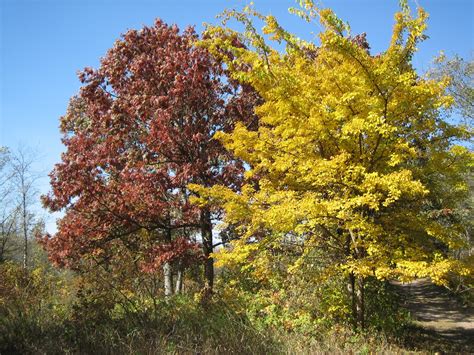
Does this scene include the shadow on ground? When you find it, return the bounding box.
[393,278,474,353]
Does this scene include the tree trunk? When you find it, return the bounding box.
[348,273,365,329]
[200,208,214,292]
[163,263,173,297]
[348,272,356,326]
[22,192,28,270]
[345,233,357,327]
[355,276,365,328]
[347,227,366,329]
[163,227,173,297]
[175,263,184,294]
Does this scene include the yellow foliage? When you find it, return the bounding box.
[195,2,473,285]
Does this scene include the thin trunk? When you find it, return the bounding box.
[163,227,173,297]
[200,208,214,292]
[22,189,27,270]
[346,230,365,329]
[348,272,356,326]
[163,263,173,297]
[0,225,6,262]
[345,233,357,327]
[355,276,365,329]
[175,263,184,294]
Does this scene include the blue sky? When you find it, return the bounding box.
[1,0,473,232]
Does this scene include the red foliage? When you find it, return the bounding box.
[140,237,203,273]
[40,19,258,270]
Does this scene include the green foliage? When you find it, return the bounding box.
[215,247,411,336]
[364,279,411,334]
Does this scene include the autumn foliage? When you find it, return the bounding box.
[26,3,472,349]
[40,20,258,288]
[192,2,473,327]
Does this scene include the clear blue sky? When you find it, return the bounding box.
[1,0,473,232]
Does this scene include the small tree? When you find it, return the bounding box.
[0,147,16,262]
[9,147,40,269]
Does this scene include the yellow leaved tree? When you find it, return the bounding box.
[191,1,472,328]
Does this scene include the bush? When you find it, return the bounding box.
[0,262,75,353]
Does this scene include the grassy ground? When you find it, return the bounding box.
[2,261,472,354]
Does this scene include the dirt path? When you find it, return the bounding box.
[393,278,474,353]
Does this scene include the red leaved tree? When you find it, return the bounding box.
[40,20,258,295]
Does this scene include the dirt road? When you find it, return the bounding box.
[393,278,474,353]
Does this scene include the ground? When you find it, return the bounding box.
[393,278,474,353]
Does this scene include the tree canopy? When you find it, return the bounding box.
[191,2,473,326]
[41,20,258,292]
